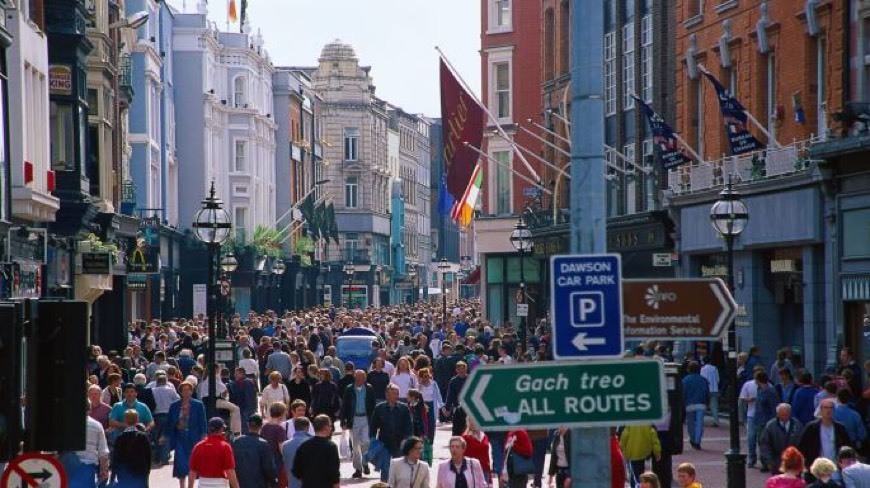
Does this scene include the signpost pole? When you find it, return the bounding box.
[570,0,609,485]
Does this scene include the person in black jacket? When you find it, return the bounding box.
[231,414,278,488]
[548,428,571,488]
[797,398,851,480]
[111,410,152,488]
[228,367,258,434]
[367,358,391,401]
[443,361,469,435]
[311,369,340,422]
[336,362,356,395]
[370,384,413,482]
[341,370,376,478]
[291,415,340,488]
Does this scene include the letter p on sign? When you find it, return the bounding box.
[570,291,604,328]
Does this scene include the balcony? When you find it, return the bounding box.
[118,53,134,108]
[120,180,136,215]
[666,137,818,195]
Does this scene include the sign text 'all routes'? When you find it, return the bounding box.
[459,360,666,431]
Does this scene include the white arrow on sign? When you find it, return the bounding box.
[709,281,735,336]
[471,374,494,422]
[572,333,606,351]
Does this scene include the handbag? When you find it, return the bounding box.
[508,448,535,476]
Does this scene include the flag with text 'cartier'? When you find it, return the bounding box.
[440,58,485,202]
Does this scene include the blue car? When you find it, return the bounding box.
[335,327,383,370]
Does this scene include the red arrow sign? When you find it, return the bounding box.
[622,278,737,340]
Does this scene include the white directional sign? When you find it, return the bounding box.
[550,254,624,359]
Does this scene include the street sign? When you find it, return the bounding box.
[550,254,623,359]
[517,303,529,317]
[460,360,666,431]
[0,452,68,488]
[652,253,673,267]
[622,278,737,340]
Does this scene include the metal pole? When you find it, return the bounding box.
[206,245,217,418]
[442,270,448,329]
[725,233,745,488]
[570,0,610,486]
[519,249,526,353]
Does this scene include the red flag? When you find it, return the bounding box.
[440,59,485,202]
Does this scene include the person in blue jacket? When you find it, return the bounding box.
[164,381,207,488]
[682,361,710,450]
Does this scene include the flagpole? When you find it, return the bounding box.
[490,130,572,179]
[671,133,705,163]
[436,46,542,182]
[463,143,553,195]
[527,119,570,145]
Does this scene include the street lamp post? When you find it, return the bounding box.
[438,258,451,329]
[272,261,286,313]
[192,181,231,418]
[710,177,749,488]
[343,263,354,309]
[509,217,532,351]
[219,252,238,337]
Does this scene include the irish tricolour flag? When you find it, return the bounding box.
[450,164,482,228]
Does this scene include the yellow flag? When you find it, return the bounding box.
[228,0,238,22]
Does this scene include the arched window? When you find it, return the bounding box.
[544,8,555,81]
[233,76,246,108]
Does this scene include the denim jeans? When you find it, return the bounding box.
[746,416,758,464]
[686,408,705,446]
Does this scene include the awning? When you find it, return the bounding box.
[843,274,870,301]
[462,266,480,284]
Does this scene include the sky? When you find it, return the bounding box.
[166,0,482,117]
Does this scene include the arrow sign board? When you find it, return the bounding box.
[1,452,68,488]
[622,278,737,340]
[460,360,666,430]
[550,254,623,359]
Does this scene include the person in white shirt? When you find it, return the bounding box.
[63,406,110,486]
[197,365,242,436]
[392,358,418,401]
[238,348,260,392]
[700,357,720,427]
[739,370,760,467]
[497,345,514,365]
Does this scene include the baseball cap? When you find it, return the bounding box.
[208,417,226,433]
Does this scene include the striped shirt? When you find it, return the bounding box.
[75,416,109,465]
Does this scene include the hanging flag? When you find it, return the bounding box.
[437,174,456,216]
[450,164,483,228]
[633,95,693,170]
[440,58,485,203]
[240,0,248,31]
[700,70,764,155]
[228,0,238,22]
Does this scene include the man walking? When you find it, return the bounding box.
[341,370,375,478]
[291,415,341,488]
[228,367,258,434]
[282,417,313,488]
[699,357,720,427]
[62,402,110,488]
[682,361,710,449]
[838,446,870,487]
[798,399,851,474]
[759,403,803,474]
[370,384,413,482]
[232,414,277,488]
[443,361,469,435]
[150,371,179,466]
[111,410,152,488]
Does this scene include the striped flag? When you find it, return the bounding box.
[450,164,482,228]
[228,0,238,22]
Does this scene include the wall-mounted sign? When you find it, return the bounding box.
[127,273,148,290]
[770,259,799,273]
[128,216,160,273]
[81,252,112,275]
[49,65,73,95]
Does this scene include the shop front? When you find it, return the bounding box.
[606,211,675,278]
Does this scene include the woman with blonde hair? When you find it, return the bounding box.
[260,371,290,416]
[393,357,418,401]
[639,472,661,488]
[807,457,841,488]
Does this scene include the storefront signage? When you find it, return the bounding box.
[127,273,147,290]
[48,65,73,95]
[700,264,728,278]
[81,252,112,275]
[532,237,569,257]
[770,259,799,273]
[607,224,667,252]
[128,216,160,273]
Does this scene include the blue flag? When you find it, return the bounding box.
[633,95,693,170]
[438,173,455,216]
[701,70,764,155]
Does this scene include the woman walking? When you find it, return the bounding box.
[310,368,340,422]
[462,419,492,483]
[502,428,533,488]
[436,436,488,488]
[388,436,431,488]
[260,371,290,416]
[765,447,807,488]
[164,381,206,488]
[619,424,661,483]
[417,367,443,445]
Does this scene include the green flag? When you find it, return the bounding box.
[327,202,340,245]
[298,193,315,224]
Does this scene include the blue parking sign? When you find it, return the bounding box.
[550,254,623,359]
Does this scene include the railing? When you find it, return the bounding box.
[525,208,570,230]
[118,53,133,92]
[667,137,818,195]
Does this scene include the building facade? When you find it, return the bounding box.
[311,40,392,309]
[669,0,846,372]
[173,5,276,316]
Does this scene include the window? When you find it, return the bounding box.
[494,63,511,120]
[623,143,636,215]
[234,140,246,172]
[816,38,826,136]
[345,176,358,208]
[233,76,246,108]
[640,14,653,103]
[622,22,635,110]
[604,31,617,115]
[688,0,703,17]
[345,232,359,259]
[495,0,511,28]
[344,127,359,162]
[560,1,570,75]
[544,9,555,81]
[234,207,247,243]
[492,151,511,214]
[642,138,656,211]
[50,102,75,171]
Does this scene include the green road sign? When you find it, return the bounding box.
[459,359,666,430]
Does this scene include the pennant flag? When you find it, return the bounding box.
[437,173,455,216]
[440,58,485,203]
[700,70,764,155]
[327,202,340,245]
[228,0,238,23]
[450,164,483,228]
[633,95,693,170]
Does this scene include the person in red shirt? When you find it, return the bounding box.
[502,429,533,488]
[188,417,240,488]
[461,419,492,480]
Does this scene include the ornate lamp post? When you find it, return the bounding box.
[438,258,451,329]
[219,252,238,337]
[272,261,286,312]
[509,216,532,350]
[710,177,749,488]
[192,181,231,418]
[343,263,354,309]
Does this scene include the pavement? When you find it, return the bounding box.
[147,416,770,487]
